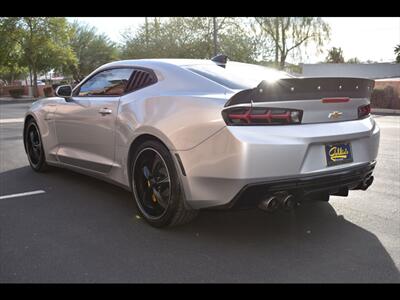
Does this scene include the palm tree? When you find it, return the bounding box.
[395,44,400,63]
[325,47,345,63]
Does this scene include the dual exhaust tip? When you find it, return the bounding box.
[360,176,374,191]
[258,192,297,212]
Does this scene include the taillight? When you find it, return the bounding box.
[358,104,371,119]
[222,106,303,126]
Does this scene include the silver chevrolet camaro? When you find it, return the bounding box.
[23,56,380,227]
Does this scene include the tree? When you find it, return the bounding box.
[120,17,263,63]
[347,57,361,64]
[325,47,345,63]
[255,17,330,69]
[0,18,28,83]
[1,17,76,97]
[395,44,400,63]
[66,21,119,82]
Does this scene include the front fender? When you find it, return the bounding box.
[24,97,61,162]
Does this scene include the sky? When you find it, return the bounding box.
[67,17,400,64]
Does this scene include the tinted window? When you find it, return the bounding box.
[186,62,292,90]
[78,68,133,96]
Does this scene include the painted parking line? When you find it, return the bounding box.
[0,118,25,124]
[0,190,46,200]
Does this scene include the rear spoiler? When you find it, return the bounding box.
[225,77,375,107]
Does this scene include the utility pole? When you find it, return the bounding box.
[213,17,218,56]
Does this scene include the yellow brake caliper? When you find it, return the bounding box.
[148,180,157,203]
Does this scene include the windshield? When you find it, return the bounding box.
[186,61,292,90]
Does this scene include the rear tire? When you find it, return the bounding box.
[131,140,198,228]
[24,119,48,172]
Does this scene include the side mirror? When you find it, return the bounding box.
[55,85,72,99]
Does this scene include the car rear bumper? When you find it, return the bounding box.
[175,117,380,209]
[214,161,376,209]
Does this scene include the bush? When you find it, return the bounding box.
[43,86,54,97]
[8,88,24,98]
[371,86,400,109]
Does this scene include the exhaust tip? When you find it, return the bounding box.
[282,194,296,211]
[361,176,374,190]
[258,196,279,212]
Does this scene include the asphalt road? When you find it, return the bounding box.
[0,102,399,283]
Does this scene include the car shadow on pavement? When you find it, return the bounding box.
[1,166,399,283]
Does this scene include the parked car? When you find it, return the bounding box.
[23,56,380,227]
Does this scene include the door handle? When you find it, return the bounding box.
[98,108,112,115]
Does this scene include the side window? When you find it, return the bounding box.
[77,68,134,96]
[126,69,157,92]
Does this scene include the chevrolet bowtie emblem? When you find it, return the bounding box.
[329,111,343,119]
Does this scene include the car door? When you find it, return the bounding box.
[54,67,134,173]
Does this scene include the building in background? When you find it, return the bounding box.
[301,63,400,79]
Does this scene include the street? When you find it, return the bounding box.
[0,102,399,283]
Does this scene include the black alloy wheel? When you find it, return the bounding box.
[25,119,48,172]
[131,140,198,228]
[133,147,171,219]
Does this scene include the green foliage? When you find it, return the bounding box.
[120,17,262,63]
[0,17,77,96]
[347,57,361,64]
[255,17,331,69]
[0,18,28,82]
[1,17,337,92]
[67,21,119,81]
[325,47,345,63]
[395,44,400,63]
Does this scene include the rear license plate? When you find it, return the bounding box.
[325,142,353,166]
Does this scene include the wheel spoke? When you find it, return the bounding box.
[28,146,36,159]
[29,131,35,145]
[155,176,169,185]
[143,165,151,180]
[142,187,154,210]
[152,188,168,209]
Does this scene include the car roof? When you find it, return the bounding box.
[103,58,216,69]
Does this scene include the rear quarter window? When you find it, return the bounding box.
[186,62,291,90]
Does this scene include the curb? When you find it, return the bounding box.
[0,98,38,105]
[371,108,400,115]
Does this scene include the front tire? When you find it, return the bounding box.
[25,119,48,172]
[131,140,197,228]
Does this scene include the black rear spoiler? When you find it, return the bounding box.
[225,77,375,107]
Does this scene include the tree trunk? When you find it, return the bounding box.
[154,17,159,39]
[280,55,286,70]
[274,18,279,68]
[213,17,218,56]
[33,68,38,98]
[280,20,286,70]
[145,17,149,47]
[29,68,32,86]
